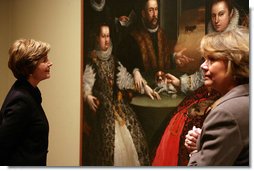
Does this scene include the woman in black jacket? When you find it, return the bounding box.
[0,38,53,166]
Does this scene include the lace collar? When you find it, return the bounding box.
[90,0,105,12]
[95,43,113,61]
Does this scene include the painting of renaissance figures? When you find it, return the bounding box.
[81,0,249,166]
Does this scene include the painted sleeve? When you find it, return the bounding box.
[82,64,96,101]
[180,69,204,94]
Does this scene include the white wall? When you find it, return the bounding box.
[0,0,13,103]
[0,0,81,166]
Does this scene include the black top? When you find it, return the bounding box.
[0,79,49,166]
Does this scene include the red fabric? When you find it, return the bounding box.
[152,111,187,166]
[152,86,220,166]
[152,98,207,166]
[152,98,210,166]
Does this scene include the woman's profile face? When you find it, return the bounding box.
[200,56,233,94]
[211,1,232,32]
[98,26,110,51]
[31,56,53,82]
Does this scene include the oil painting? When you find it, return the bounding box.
[81,0,249,166]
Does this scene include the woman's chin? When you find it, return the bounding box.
[204,81,213,87]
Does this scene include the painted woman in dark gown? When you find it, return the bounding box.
[83,23,159,166]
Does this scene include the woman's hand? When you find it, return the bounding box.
[144,85,161,100]
[184,126,201,153]
[133,69,144,92]
[86,95,99,113]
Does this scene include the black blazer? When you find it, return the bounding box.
[0,79,49,166]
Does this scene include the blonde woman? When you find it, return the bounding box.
[0,39,52,166]
[186,27,249,166]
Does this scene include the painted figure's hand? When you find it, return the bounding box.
[164,73,180,88]
[144,85,161,100]
[133,69,144,92]
[119,15,129,23]
[174,48,194,67]
[86,95,99,113]
[184,126,201,153]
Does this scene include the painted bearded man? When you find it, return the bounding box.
[117,0,191,89]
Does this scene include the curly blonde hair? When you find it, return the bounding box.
[200,27,249,84]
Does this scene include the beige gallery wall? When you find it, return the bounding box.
[0,0,82,166]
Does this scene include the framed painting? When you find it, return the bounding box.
[81,0,249,166]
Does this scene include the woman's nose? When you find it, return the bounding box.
[215,15,219,23]
[48,61,53,67]
[201,60,209,70]
[105,38,110,43]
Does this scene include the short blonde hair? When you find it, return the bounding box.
[8,38,50,79]
[200,27,249,84]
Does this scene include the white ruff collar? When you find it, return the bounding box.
[90,0,105,12]
[95,43,113,61]
[147,25,159,33]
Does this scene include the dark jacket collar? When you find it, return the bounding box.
[16,79,42,104]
